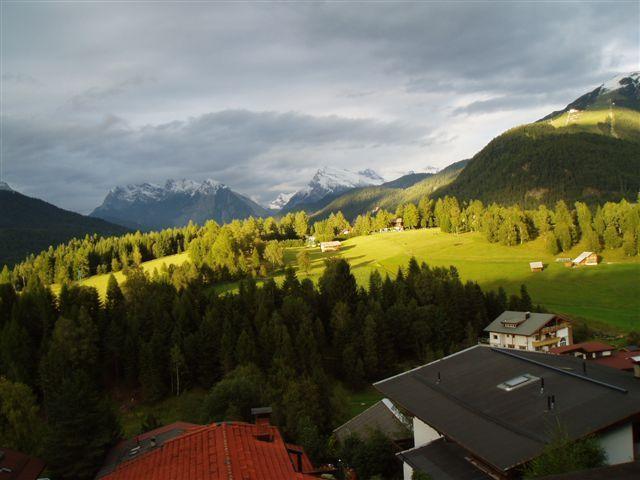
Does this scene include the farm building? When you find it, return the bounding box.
[320,241,341,252]
[572,251,599,266]
[484,311,573,352]
[550,341,615,360]
[393,217,404,231]
[529,261,543,272]
[374,345,640,480]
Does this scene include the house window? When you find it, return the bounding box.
[492,334,498,340]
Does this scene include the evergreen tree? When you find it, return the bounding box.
[296,249,312,275]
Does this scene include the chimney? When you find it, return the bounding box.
[251,407,274,442]
[525,311,531,320]
[540,377,545,395]
[150,437,157,448]
[551,395,556,410]
[437,371,441,384]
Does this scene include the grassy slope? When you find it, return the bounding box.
[51,252,190,297]
[67,229,639,331]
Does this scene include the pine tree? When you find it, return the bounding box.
[296,249,311,275]
[42,371,120,480]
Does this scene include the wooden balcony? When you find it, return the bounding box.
[532,337,561,348]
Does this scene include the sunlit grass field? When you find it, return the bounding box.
[51,252,190,297]
[64,229,639,331]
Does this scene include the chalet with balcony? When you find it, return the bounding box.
[484,311,573,352]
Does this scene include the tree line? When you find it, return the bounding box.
[348,196,640,255]
[0,256,536,479]
[4,196,637,294]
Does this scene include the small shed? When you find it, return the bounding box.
[392,217,404,231]
[320,241,341,253]
[572,251,598,266]
[529,261,544,272]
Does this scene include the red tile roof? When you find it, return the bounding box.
[592,350,640,371]
[550,341,614,355]
[99,422,317,480]
[0,448,46,480]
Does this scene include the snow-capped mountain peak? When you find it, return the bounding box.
[107,178,227,203]
[268,192,295,210]
[600,71,639,93]
[91,177,268,230]
[308,166,385,192]
[283,166,385,211]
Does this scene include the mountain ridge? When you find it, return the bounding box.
[91,178,270,231]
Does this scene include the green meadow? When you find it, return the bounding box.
[66,229,639,331]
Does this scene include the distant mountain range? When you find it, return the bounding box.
[0,184,129,267]
[90,179,270,231]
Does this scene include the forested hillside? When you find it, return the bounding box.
[436,73,640,206]
[0,189,129,267]
[436,123,640,206]
[0,255,534,479]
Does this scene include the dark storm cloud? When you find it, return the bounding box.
[1,1,637,211]
[2,110,425,211]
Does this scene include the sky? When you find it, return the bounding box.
[1,1,638,213]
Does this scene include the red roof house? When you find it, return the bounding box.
[0,448,46,480]
[96,421,319,480]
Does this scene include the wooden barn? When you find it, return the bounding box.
[529,261,544,272]
[572,251,599,266]
[320,241,341,252]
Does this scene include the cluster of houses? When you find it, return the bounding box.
[335,310,640,479]
[6,310,638,480]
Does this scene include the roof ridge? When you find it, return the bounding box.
[491,348,628,393]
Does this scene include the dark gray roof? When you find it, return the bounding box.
[398,438,492,480]
[333,399,411,443]
[483,311,557,336]
[374,345,640,473]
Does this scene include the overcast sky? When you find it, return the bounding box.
[1,1,638,213]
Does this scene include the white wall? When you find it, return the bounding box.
[403,462,414,480]
[598,422,634,465]
[413,417,441,447]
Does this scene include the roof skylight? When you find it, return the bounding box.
[497,373,539,391]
